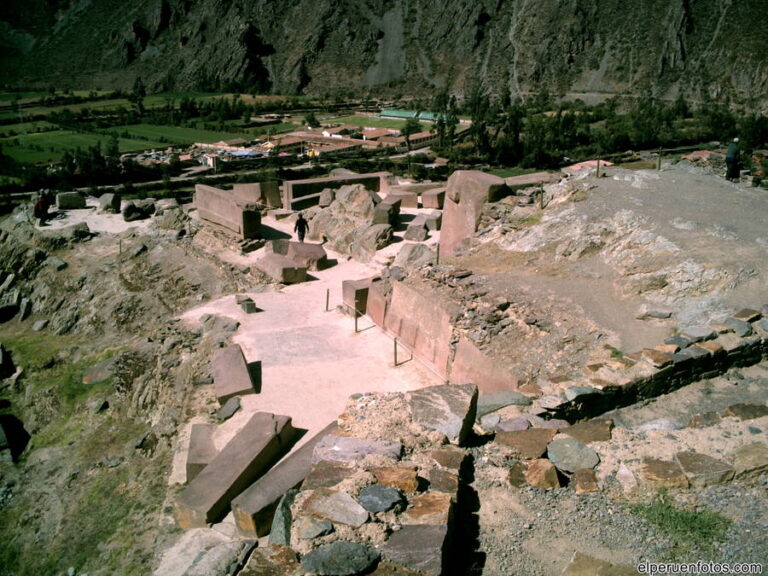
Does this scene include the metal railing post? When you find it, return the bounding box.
[325,288,330,312]
[355,309,359,333]
[436,243,440,265]
[394,338,398,366]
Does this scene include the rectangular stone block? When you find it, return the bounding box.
[213,344,259,405]
[421,188,445,209]
[174,412,296,529]
[386,190,419,208]
[266,240,329,271]
[195,184,261,239]
[366,279,388,326]
[186,423,218,482]
[231,422,338,537]
[56,192,86,210]
[253,254,308,284]
[342,277,374,315]
[423,210,442,231]
[379,525,449,576]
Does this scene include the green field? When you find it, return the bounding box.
[104,124,253,145]
[0,121,58,137]
[330,115,413,130]
[0,130,168,163]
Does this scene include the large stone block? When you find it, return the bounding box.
[98,193,121,213]
[406,384,478,445]
[440,171,508,255]
[212,344,259,405]
[195,184,261,239]
[451,337,519,393]
[423,210,442,231]
[342,277,375,316]
[640,459,689,489]
[253,254,308,284]
[373,201,399,226]
[386,190,419,208]
[266,240,329,271]
[421,188,445,209]
[231,422,338,537]
[379,524,449,576]
[186,423,218,482]
[366,279,388,326]
[174,412,297,529]
[56,191,86,209]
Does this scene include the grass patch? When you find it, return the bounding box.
[0,130,169,162]
[603,344,624,359]
[521,212,542,226]
[329,114,412,130]
[104,123,252,145]
[632,491,732,558]
[489,167,541,178]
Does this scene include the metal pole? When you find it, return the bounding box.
[325,288,330,312]
[355,310,359,333]
[394,338,398,366]
[436,243,440,265]
[596,158,601,178]
[119,239,122,254]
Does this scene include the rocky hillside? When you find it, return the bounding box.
[2,0,767,103]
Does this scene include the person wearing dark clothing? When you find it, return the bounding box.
[33,191,51,225]
[294,213,309,242]
[726,138,740,181]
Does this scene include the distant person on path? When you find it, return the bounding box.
[294,212,309,242]
[726,137,740,181]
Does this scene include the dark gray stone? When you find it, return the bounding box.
[31,319,48,332]
[723,317,753,337]
[218,396,241,421]
[358,485,403,513]
[664,335,691,349]
[476,390,532,417]
[269,488,298,546]
[680,325,716,343]
[300,541,380,576]
[296,516,333,540]
[547,437,600,473]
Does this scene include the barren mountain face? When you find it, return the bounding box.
[2,0,767,102]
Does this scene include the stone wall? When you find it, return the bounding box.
[194,184,261,239]
[233,182,281,208]
[383,282,454,378]
[531,309,768,423]
[282,173,389,211]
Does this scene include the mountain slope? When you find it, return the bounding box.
[2,0,767,103]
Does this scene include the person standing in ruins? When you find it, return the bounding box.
[294,212,309,242]
[726,137,740,181]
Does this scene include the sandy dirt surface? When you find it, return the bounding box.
[40,197,154,234]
